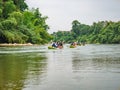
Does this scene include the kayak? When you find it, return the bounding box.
[48,46,63,49]
[69,45,76,48]
[48,46,56,49]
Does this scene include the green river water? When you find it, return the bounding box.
[0,44,120,90]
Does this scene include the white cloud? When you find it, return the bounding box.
[26,0,120,33]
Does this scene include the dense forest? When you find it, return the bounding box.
[0,0,52,44]
[53,20,120,44]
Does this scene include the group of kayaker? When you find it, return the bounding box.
[51,41,63,49]
[50,41,85,49]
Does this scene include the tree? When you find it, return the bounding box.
[53,20,120,44]
[13,0,28,11]
[71,20,81,39]
[2,0,16,18]
[0,0,52,44]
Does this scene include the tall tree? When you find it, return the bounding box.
[2,0,16,18]
[13,0,28,11]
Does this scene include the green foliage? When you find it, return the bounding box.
[1,30,28,43]
[0,0,52,44]
[32,8,49,30]
[1,19,17,30]
[23,11,34,28]
[2,30,16,43]
[0,9,2,16]
[13,0,28,11]
[2,0,16,18]
[54,20,120,44]
[9,11,23,25]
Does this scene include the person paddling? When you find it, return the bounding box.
[57,41,63,49]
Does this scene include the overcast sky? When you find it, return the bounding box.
[25,0,120,33]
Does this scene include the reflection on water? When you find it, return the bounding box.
[72,44,120,90]
[0,50,47,90]
[0,44,120,90]
[72,44,120,73]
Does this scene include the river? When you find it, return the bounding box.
[0,44,120,90]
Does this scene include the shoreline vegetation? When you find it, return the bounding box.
[0,0,119,45]
[0,43,33,47]
[0,0,52,45]
[53,20,120,44]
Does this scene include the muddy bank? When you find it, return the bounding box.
[0,43,33,47]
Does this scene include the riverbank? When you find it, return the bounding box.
[0,43,33,47]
